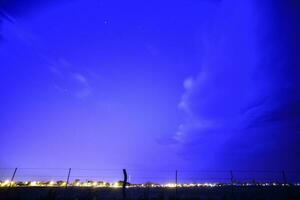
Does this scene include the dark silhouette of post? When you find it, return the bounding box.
[10,168,17,187]
[230,170,235,198]
[175,170,178,199]
[66,168,71,188]
[281,170,291,199]
[230,170,234,184]
[122,169,128,200]
[282,170,287,185]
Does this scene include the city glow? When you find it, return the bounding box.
[0,180,298,188]
[29,181,38,187]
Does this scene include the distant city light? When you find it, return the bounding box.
[0,180,298,188]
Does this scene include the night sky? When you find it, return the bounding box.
[0,0,300,178]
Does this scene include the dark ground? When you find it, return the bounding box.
[0,186,300,200]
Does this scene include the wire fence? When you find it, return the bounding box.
[0,168,299,185]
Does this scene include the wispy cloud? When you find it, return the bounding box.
[176,74,216,143]
[0,17,94,100]
[49,59,92,99]
[72,73,89,86]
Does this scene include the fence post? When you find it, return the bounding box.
[10,168,18,187]
[175,170,178,199]
[282,170,287,185]
[230,170,235,198]
[230,170,234,184]
[122,169,128,200]
[66,168,71,188]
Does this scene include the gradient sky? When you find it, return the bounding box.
[0,0,300,181]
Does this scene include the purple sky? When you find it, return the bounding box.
[0,0,300,182]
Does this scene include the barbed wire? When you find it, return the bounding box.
[0,168,299,184]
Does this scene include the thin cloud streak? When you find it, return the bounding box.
[49,60,93,99]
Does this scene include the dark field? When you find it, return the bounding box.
[1,186,300,200]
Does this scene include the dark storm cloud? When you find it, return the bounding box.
[0,0,69,40]
[0,0,64,15]
[175,0,300,170]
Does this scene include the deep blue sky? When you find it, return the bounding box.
[0,0,300,180]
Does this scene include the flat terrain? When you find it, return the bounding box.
[0,186,300,200]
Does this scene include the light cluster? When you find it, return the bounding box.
[0,180,297,188]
